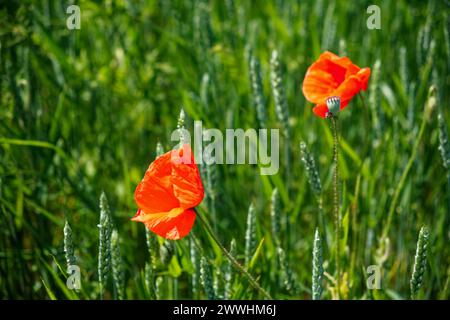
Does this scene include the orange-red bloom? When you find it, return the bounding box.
[302,51,371,118]
[132,144,204,240]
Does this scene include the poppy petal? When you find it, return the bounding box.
[356,67,371,91]
[171,144,204,209]
[333,68,371,103]
[131,207,184,222]
[134,151,179,214]
[302,69,339,104]
[318,51,360,77]
[339,99,349,111]
[135,208,196,240]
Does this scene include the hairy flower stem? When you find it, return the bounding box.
[330,115,341,299]
[195,209,272,299]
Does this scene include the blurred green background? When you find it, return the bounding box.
[0,0,449,299]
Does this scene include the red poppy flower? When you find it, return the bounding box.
[302,51,371,118]
[132,144,204,240]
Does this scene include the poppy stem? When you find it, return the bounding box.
[330,115,341,299]
[195,209,273,299]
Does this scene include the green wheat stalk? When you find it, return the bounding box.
[155,276,163,299]
[145,262,157,299]
[111,229,125,300]
[312,228,324,300]
[249,53,267,128]
[156,141,164,157]
[200,257,215,300]
[194,0,214,53]
[200,73,210,112]
[98,192,113,298]
[63,220,76,270]
[300,141,327,244]
[444,17,450,62]
[277,247,298,294]
[190,237,201,298]
[177,108,189,144]
[270,50,290,173]
[145,229,158,270]
[321,2,336,50]
[270,188,281,246]
[213,267,223,300]
[410,226,429,299]
[399,47,408,89]
[270,188,283,288]
[438,111,450,170]
[270,50,290,129]
[369,60,382,140]
[299,141,322,196]
[438,111,450,215]
[416,6,433,68]
[245,202,257,267]
[224,239,236,300]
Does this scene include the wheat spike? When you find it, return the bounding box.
[249,54,267,128]
[299,141,322,196]
[245,202,257,266]
[111,229,125,299]
[98,192,113,298]
[200,257,215,300]
[224,239,236,300]
[312,228,324,300]
[63,220,76,270]
[410,226,430,299]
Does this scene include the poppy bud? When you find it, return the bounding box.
[326,96,341,117]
